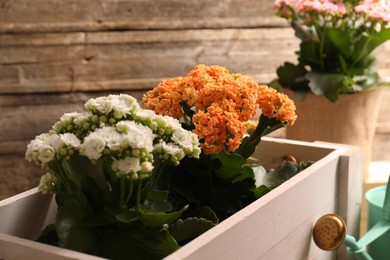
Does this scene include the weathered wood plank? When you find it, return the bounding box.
[0,0,285,33]
[0,28,293,47]
[0,33,85,47]
[0,103,85,143]
[0,28,299,93]
[1,28,389,94]
[0,154,43,200]
[0,0,285,32]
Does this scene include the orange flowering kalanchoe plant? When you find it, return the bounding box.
[143,64,297,155]
[143,64,308,222]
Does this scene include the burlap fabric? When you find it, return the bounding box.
[283,87,384,179]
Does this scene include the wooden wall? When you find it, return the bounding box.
[1,0,390,199]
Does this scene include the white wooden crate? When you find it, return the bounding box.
[0,137,362,260]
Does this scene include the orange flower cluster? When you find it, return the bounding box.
[192,106,245,154]
[257,85,297,124]
[142,64,297,154]
[142,77,185,119]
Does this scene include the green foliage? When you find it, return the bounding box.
[165,113,294,221]
[55,204,94,252]
[36,224,59,246]
[263,161,313,188]
[36,155,198,259]
[37,145,312,259]
[35,99,311,259]
[235,115,285,160]
[274,15,390,102]
[166,153,257,221]
[94,224,179,260]
[305,72,345,102]
[212,151,245,181]
[138,205,188,229]
[169,217,216,244]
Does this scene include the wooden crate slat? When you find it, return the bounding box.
[0,0,284,33]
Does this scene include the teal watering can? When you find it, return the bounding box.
[313,176,390,260]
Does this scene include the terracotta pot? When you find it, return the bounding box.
[283,87,384,179]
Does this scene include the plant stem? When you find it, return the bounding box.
[141,160,165,201]
[119,177,126,209]
[350,37,372,69]
[235,116,283,159]
[315,22,326,71]
[135,180,142,213]
[125,178,133,205]
[57,159,88,211]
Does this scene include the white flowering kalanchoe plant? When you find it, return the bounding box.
[25,94,203,259]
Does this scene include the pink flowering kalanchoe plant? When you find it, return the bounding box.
[272,0,390,102]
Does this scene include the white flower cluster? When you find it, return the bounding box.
[52,111,95,137]
[84,94,140,119]
[38,172,59,194]
[26,133,81,166]
[26,94,201,193]
[134,109,201,165]
[80,122,155,180]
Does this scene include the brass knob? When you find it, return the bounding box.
[283,155,298,164]
[313,214,347,251]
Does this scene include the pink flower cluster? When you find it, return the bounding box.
[274,0,295,18]
[274,0,390,24]
[274,0,347,18]
[355,0,390,23]
[297,0,346,17]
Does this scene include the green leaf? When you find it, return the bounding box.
[263,161,299,188]
[146,200,173,213]
[305,72,345,102]
[209,176,255,215]
[80,177,105,211]
[229,175,256,197]
[55,204,94,252]
[209,186,243,214]
[212,151,244,181]
[253,185,272,199]
[276,62,309,90]
[299,41,321,69]
[139,205,189,229]
[184,206,219,224]
[169,168,200,204]
[355,28,390,61]
[233,165,254,183]
[291,20,314,41]
[85,208,116,227]
[146,190,168,202]
[298,160,314,171]
[67,154,111,195]
[268,79,282,91]
[145,190,173,212]
[293,90,309,101]
[115,209,139,224]
[236,116,283,159]
[36,224,59,246]
[169,217,216,244]
[326,28,352,57]
[95,224,179,260]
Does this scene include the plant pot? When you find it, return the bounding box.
[0,137,362,260]
[283,87,384,180]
